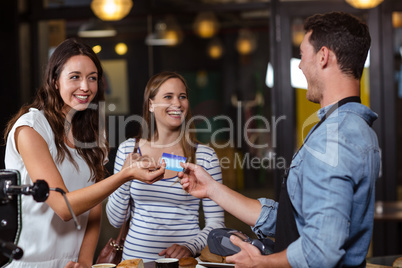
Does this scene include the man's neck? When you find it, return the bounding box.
[319,79,361,108]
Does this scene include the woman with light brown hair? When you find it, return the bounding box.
[106,71,225,262]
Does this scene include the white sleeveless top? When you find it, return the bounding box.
[4,108,93,268]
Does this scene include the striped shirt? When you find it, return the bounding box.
[106,138,225,262]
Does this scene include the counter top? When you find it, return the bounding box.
[374,201,402,221]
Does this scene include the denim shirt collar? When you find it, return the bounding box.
[317,104,331,121]
[317,102,378,126]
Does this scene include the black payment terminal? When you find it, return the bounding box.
[207,228,274,256]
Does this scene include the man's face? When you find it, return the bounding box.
[299,31,322,104]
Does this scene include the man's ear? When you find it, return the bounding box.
[319,46,330,68]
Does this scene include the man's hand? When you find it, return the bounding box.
[226,236,291,268]
[225,235,264,268]
[177,162,217,199]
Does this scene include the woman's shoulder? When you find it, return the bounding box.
[14,108,50,131]
[10,108,54,145]
[196,144,221,171]
[16,108,46,123]
[196,143,215,153]
[117,138,136,153]
[196,144,218,160]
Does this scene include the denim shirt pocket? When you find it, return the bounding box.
[287,155,303,200]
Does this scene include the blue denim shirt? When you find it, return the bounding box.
[252,102,380,268]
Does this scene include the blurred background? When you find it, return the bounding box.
[1,0,402,260]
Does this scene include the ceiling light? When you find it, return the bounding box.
[92,45,102,54]
[345,0,383,9]
[78,19,117,38]
[207,38,224,59]
[292,18,304,47]
[115,42,128,55]
[145,17,182,46]
[393,12,402,28]
[91,0,133,21]
[236,29,257,55]
[193,12,220,39]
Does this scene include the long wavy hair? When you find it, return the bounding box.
[4,38,108,182]
[139,71,197,163]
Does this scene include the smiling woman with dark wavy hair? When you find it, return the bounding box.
[3,37,165,268]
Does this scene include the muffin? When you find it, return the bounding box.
[179,257,198,268]
[393,257,402,268]
[199,246,225,263]
[116,259,144,268]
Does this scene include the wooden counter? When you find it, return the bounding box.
[374,201,402,221]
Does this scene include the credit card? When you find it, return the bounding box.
[160,153,187,172]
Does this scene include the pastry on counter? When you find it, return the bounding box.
[394,257,402,268]
[199,246,226,263]
[179,257,198,268]
[116,259,144,268]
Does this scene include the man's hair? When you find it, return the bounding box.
[304,12,371,80]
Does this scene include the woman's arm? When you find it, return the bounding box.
[78,203,102,266]
[64,203,102,268]
[15,126,164,221]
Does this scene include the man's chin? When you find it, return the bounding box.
[306,92,320,104]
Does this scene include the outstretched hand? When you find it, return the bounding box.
[177,162,216,199]
[122,152,166,184]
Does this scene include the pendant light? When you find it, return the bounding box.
[193,12,220,39]
[145,17,182,46]
[207,38,224,59]
[393,12,402,28]
[345,0,383,9]
[236,29,257,55]
[91,0,133,21]
[78,19,117,38]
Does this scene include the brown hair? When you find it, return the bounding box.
[304,12,371,80]
[139,71,197,163]
[4,37,108,182]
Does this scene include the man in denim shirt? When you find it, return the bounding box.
[179,12,380,268]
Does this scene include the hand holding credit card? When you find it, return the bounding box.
[160,153,187,172]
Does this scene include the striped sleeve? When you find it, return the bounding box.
[182,145,225,255]
[106,138,136,228]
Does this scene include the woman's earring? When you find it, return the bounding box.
[149,107,154,113]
